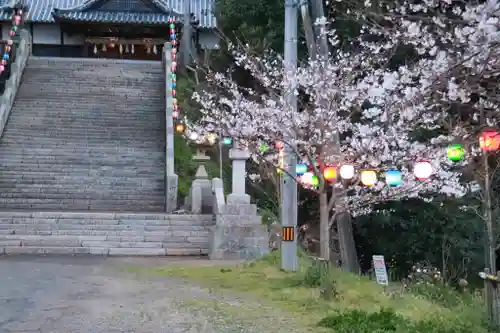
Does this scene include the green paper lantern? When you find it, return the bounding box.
[222,137,232,145]
[447,143,465,161]
[258,142,269,153]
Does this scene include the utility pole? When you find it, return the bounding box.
[281,0,299,272]
[182,0,192,67]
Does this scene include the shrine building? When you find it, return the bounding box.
[0,0,218,60]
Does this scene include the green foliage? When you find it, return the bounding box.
[354,198,485,285]
[318,308,487,333]
[173,134,224,197]
[318,308,402,332]
[409,282,473,308]
[215,0,285,53]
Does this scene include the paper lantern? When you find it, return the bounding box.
[302,172,318,187]
[0,65,4,72]
[207,133,217,145]
[385,170,402,186]
[188,132,199,140]
[339,164,355,180]
[296,164,307,176]
[7,40,13,46]
[479,130,499,152]
[258,142,269,153]
[360,170,377,186]
[413,161,432,180]
[172,111,179,118]
[222,137,233,145]
[275,141,284,150]
[175,123,185,133]
[3,54,9,60]
[447,144,465,161]
[9,30,15,37]
[323,166,337,182]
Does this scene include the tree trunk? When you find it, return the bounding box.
[336,210,360,273]
[319,191,330,261]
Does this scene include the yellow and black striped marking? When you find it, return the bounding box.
[282,226,295,241]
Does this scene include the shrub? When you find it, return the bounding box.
[318,309,487,333]
[318,308,404,333]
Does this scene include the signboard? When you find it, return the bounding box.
[372,255,389,285]
[282,227,295,241]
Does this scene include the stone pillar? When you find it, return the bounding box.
[190,147,213,214]
[164,42,178,213]
[226,146,251,204]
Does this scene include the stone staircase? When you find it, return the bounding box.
[0,57,166,212]
[0,56,217,256]
[0,211,212,255]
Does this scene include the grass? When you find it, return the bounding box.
[125,252,491,332]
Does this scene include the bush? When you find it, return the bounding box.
[318,308,404,332]
[301,259,339,300]
[318,308,486,333]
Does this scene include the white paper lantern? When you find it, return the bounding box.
[413,161,433,180]
[339,164,355,180]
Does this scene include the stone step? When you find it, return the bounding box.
[0,223,210,231]
[1,246,207,256]
[0,211,213,222]
[0,200,165,212]
[0,169,164,178]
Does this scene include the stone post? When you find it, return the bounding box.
[164,42,178,213]
[226,145,251,204]
[190,147,213,214]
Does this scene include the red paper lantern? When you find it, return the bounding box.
[275,141,284,150]
[479,130,500,152]
[323,166,337,182]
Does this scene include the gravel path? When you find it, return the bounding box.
[0,256,295,333]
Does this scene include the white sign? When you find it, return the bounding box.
[372,255,389,285]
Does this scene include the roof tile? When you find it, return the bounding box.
[0,0,215,27]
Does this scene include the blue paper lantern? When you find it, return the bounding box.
[296,164,307,175]
[386,170,402,186]
[170,34,176,39]
[3,54,8,61]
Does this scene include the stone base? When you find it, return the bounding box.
[209,224,269,260]
[166,174,178,213]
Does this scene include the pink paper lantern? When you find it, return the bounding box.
[7,40,13,46]
[0,65,5,72]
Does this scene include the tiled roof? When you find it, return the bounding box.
[54,10,179,24]
[0,0,216,28]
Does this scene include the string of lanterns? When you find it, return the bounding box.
[167,18,184,134]
[0,6,23,74]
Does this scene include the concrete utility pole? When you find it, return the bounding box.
[281,0,299,272]
[182,0,192,67]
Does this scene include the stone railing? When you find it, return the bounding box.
[162,42,178,213]
[211,177,225,215]
[0,29,30,138]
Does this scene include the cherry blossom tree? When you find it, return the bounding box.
[188,0,500,268]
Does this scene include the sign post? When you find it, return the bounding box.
[372,255,389,286]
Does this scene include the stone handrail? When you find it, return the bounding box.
[211,177,225,215]
[0,29,30,138]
